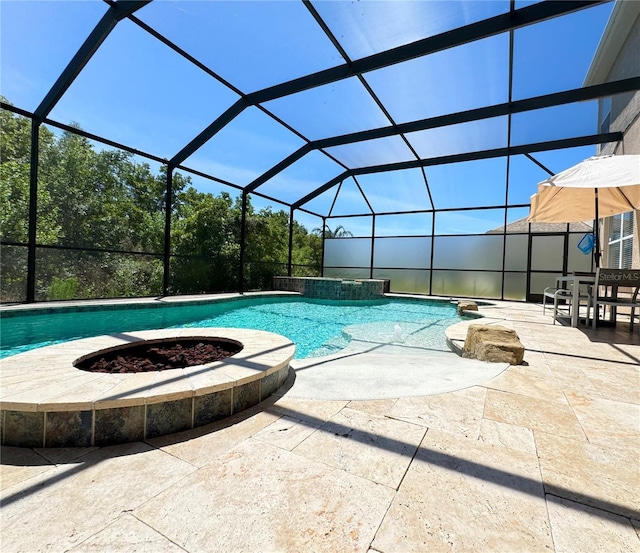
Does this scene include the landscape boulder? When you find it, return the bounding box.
[462,324,524,365]
[457,301,478,315]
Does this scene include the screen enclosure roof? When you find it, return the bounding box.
[2,0,639,221]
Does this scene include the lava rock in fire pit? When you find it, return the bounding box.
[76,338,243,373]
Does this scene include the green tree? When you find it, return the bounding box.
[312,224,353,238]
[171,189,240,293]
[243,205,290,289]
[0,104,59,244]
[31,126,168,299]
[1,104,59,302]
[1,101,325,301]
[292,220,322,276]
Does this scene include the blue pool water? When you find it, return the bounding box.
[0,296,462,359]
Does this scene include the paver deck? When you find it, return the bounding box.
[1,299,639,552]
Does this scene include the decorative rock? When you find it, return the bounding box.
[462,324,525,365]
[457,301,478,315]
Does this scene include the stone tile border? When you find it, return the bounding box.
[1,328,294,448]
[0,291,298,318]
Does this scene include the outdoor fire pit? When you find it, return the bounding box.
[0,328,295,448]
[75,337,244,373]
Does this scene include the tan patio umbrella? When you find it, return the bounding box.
[528,154,640,266]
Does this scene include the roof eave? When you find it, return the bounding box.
[583,0,640,86]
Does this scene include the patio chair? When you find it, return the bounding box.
[589,268,640,331]
[543,279,592,325]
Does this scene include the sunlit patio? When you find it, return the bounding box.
[1,300,638,552]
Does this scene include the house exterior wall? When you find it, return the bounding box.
[595,6,640,269]
[598,8,640,157]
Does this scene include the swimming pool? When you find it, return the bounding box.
[0,296,463,360]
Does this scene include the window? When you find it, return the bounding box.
[607,212,634,268]
[599,96,612,134]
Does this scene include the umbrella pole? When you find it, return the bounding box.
[594,188,601,268]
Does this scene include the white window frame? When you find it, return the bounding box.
[607,212,634,269]
[599,96,612,134]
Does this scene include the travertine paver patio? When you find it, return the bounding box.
[1,300,639,552]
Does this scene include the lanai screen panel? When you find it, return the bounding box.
[511,102,599,147]
[0,108,33,303]
[324,221,373,280]
[374,214,434,237]
[330,179,372,218]
[49,18,239,159]
[356,170,433,214]
[0,1,106,111]
[505,207,531,227]
[407,117,509,161]
[533,147,602,176]
[363,34,510,123]
[512,4,616,99]
[0,0,628,302]
[325,238,372,268]
[325,136,416,169]
[374,237,431,269]
[136,0,341,92]
[325,216,374,239]
[507,155,556,206]
[0,245,27,303]
[425,159,509,211]
[303,188,340,218]
[313,0,509,59]
[433,235,504,271]
[257,151,345,205]
[0,110,32,245]
[505,235,529,272]
[263,77,392,141]
[182,107,305,187]
[503,274,528,301]
[568,235,596,273]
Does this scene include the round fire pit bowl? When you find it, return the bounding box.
[0,328,295,448]
[75,337,244,373]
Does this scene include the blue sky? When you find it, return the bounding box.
[0,0,615,236]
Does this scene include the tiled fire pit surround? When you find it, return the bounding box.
[0,328,294,448]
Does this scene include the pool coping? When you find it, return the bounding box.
[0,328,295,447]
[0,290,466,318]
[0,291,301,318]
